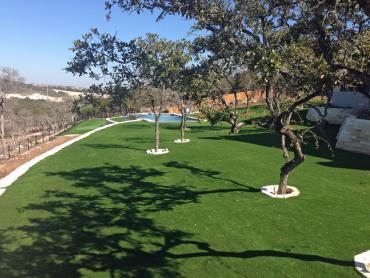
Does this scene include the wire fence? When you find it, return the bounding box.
[0,121,76,161]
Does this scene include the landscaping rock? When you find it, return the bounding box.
[260,185,300,199]
[354,250,370,277]
[146,148,169,155]
[174,139,190,143]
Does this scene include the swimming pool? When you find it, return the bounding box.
[125,113,197,122]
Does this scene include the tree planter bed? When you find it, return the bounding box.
[174,139,190,143]
[146,148,169,155]
[261,185,300,199]
[355,250,370,277]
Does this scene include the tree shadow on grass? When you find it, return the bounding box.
[118,137,174,145]
[161,240,353,267]
[200,128,370,171]
[164,161,259,193]
[0,164,354,277]
[122,122,152,129]
[0,165,196,278]
[84,143,144,152]
[165,124,228,133]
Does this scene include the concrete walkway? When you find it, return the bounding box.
[0,118,141,197]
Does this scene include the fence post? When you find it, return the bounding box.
[42,133,45,143]
[35,135,38,146]
[27,138,30,150]
[18,142,21,155]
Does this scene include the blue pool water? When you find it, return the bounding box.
[126,113,196,122]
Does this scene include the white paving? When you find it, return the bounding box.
[355,250,370,277]
[146,148,169,155]
[261,185,300,199]
[0,118,142,197]
[174,139,190,143]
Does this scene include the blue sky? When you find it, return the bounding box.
[0,0,194,87]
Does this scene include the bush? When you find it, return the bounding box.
[199,102,230,126]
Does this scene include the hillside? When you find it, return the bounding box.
[7,97,74,133]
[7,83,85,102]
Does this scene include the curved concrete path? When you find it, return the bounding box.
[0,118,141,197]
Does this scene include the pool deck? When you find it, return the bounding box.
[123,113,199,122]
[169,113,199,121]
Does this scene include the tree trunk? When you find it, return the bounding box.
[154,113,160,152]
[230,92,239,134]
[229,110,238,134]
[0,104,7,159]
[245,94,252,114]
[277,126,305,194]
[265,85,278,117]
[233,91,238,116]
[180,101,185,142]
[230,118,237,134]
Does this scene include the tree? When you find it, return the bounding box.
[134,34,192,150]
[174,71,192,142]
[108,86,136,115]
[105,0,369,195]
[293,1,370,97]
[207,60,248,134]
[0,67,24,157]
[136,87,175,151]
[268,41,333,194]
[270,0,370,194]
[236,71,261,114]
[106,0,295,116]
[228,71,262,134]
[66,31,192,153]
[72,83,138,120]
[71,99,82,122]
[183,61,242,132]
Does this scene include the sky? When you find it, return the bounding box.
[0,0,194,87]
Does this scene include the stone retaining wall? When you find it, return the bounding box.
[336,116,370,155]
[306,106,354,124]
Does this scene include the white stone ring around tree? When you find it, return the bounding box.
[174,139,190,143]
[146,148,169,155]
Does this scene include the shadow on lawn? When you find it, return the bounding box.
[119,137,174,145]
[162,124,227,133]
[84,143,144,152]
[164,161,259,193]
[200,128,370,171]
[84,141,172,151]
[0,164,353,277]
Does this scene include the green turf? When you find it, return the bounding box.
[110,116,125,122]
[238,104,269,121]
[0,121,368,277]
[61,118,108,135]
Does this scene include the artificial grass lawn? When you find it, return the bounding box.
[238,104,269,121]
[0,121,369,277]
[110,116,125,122]
[61,118,107,135]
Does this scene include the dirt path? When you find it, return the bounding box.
[0,135,78,179]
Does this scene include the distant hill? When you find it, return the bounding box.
[7,83,85,102]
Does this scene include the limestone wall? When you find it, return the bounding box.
[306,106,353,125]
[332,90,370,109]
[336,116,370,155]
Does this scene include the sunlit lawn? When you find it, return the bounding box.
[0,121,368,277]
[61,118,107,135]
